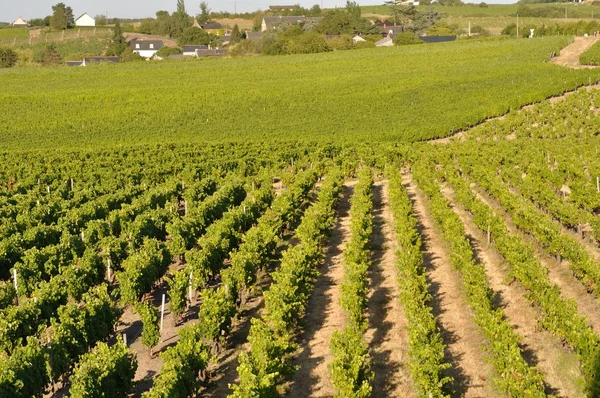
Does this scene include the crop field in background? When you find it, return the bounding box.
[0,36,597,151]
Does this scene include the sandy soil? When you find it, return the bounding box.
[365,180,414,397]
[287,180,357,398]
[442,185,586,398]
[404,173,499,398]
[473,185,600,335]
[551,36,600,69]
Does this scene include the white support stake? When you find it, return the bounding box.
[70,178,74,191]
[107,258,112,281]
[46,186,50,194]
[189,271,194,303]
[123,333,127,346]
[160,294,166,334]
[184,200,188,216]
[81,231,85,242]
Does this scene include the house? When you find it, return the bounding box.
[183,45,208,56]
[12,17,27,26]
[201,23,224,35]
[196,48,228,57]
[129,40,163,58]
[269,5,297,11]
[375,37,394,47]
[245,31,264,41]
[352,35,366,44]
[66,57,119,67]
[75,12,95,27]
[261,16,323,32]
[419,35,457,43]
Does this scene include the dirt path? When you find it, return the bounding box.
[551,36,600,69]
[287,180,357,398]
[442,185,586,398]
[473,185,600,335]
[118,275,201,397]
[365,180,413,397]
[404,174,498,398]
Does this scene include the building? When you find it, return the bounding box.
[12,17,27,26]
[75,13,95,27]
[129,40,163,58]
[201,23,224,35]
[245,31,264,41]
[352,35,366,44]
[261,16,322,32]
[419,35,457,43]
[196,48,228,57]
[183,45,208,56]
[67,57,119,67]
[375,37,394,47]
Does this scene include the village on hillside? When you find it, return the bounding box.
[1,1,463,67]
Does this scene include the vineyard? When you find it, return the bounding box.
[1,36,600,150]
[4,33,600,397]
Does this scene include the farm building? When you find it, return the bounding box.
[261,16,322,32]
[196,48,228,57]
[75,13,95,27]
[67,57,119,67]
[419,36,457,43]
[183,45,208,56]
[201,23,225,35]
[129,40,163,58]
[245,32,263,41]
[12,17,27,26]
[375,37,394,47]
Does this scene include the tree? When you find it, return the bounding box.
[0,48,18,68]
[107,20,128,56]
[177,0,187,14]
[51,3,74,29]
[198,1,211,24]
[231,24,242,44]
[346,1,362,20]
[178,26,213,46]
[51,8,68,30]
[393,31,423,45]
[135,302,160,356]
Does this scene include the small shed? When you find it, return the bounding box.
[75,13,95,27]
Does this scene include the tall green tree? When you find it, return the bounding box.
[231,24,242,44]
[346,1,361,20]
[107,20,128,56]
[51,3,74,29]
[198,1,211,24]
[177,0,187,14]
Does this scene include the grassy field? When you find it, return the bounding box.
[0,36,597,151]
[0,27,28,39]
